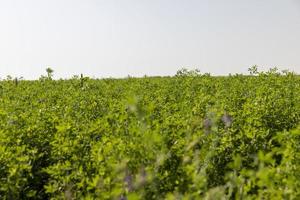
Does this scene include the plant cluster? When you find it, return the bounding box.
[0,69,299,199]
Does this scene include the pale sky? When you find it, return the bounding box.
[0,0,300,79]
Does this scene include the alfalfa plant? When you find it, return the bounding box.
[46,67,54,80]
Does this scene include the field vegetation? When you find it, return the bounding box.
[0,68,299,199]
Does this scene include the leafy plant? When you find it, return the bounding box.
[0,69,299,199]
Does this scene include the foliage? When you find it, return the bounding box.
[0,69,299,199]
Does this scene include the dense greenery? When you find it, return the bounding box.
[0,68,299,199]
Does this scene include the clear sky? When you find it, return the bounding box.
[0,0,300,79]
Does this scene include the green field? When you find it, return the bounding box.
[0,69,300,199]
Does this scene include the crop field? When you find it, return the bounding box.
[0,69,299,199]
